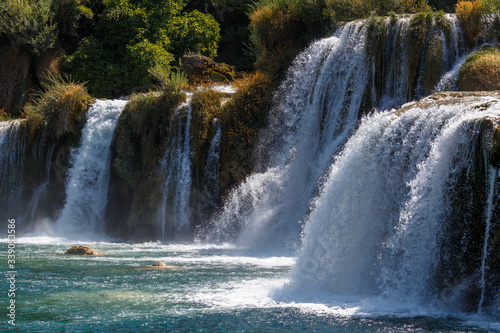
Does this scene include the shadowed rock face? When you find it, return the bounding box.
[64,245,102,256]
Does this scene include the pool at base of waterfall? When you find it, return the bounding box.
[1,237,498,332]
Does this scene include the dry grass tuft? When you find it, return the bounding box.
[23,75,92,138]
[455,0,485,44]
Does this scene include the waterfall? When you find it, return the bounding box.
[287,94,500,306]
[159,99,193,240]
[0,120,24,218]
[56,100,127,237]
[208,15,466,249]
[208,21,369,248]
[26,143,55,222]
[203,118,222,209]
[478,166,498,312]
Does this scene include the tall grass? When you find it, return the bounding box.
[23,75,92,138]
[149,64,189,92]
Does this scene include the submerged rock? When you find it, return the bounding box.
[148,261,182,269]
[152,261,168,267]
[64,245,102,256]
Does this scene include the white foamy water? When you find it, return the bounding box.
[289,94,500,308]
[159,98,193,240]
[56,100,127,237]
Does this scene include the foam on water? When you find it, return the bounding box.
[289,94,500,308]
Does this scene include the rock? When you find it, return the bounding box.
[64,245,102,255]
[151,261,181,269]
[181,55,235,84]
[152,261,168,267]
[491,125,500,167]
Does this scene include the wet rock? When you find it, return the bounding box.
[64,245,102,255]
[491,125,500,167]
[151,261,181,269]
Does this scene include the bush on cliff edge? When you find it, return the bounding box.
[458,46,500,91]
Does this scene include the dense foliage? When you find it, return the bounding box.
[65,0,220,97]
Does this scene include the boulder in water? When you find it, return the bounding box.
[491,125,500,167]
[151,261,181,269]
[64,245,102,256]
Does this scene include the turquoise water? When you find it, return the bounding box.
[1,237,498,332]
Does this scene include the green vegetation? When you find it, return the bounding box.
[249,0,332,77]
[113,88,186,189]
[455,0,484,43]
[23,75,92,139]
[0,0,58,55]
[325,0,431,22]
[423,31,444,94]
[458,46,500,91]
[217,71,273,188]
[1,0,494,117]
[65,0,220,97]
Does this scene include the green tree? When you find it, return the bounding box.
[0,0,57,55]
[65,0,220,97]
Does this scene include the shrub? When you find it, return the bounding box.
[325,0,431,21]
[482,0,500,13]
[0,0,57,55]
[50,0,93,42]
[64,37,122,97]
[149,65,189,92]
[455,0,485,43]
[458,46,500,91]
[250,0,330,76]
[23,75,92,138]
[170,10,221,59]
[65,0,220,97]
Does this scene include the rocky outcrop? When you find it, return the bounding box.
[64,245,102,255]
[181,55,235,85]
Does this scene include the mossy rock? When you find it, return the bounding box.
[423,31,443,94]
[458,47,500,92]
[64,245,102,255]
[181,55,235,85]
[490,125,500,167]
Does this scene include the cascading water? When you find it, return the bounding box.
[208,21,370,248]
[202,118,222,209]
[159,98,193,240]
[25,143,55,222]
[286,94,500,310]
[56,99,127,237]
[478,165,498,312]
[208,15,466,249]
[0,120,24,218]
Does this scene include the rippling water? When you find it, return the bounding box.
[1,237,498,332]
